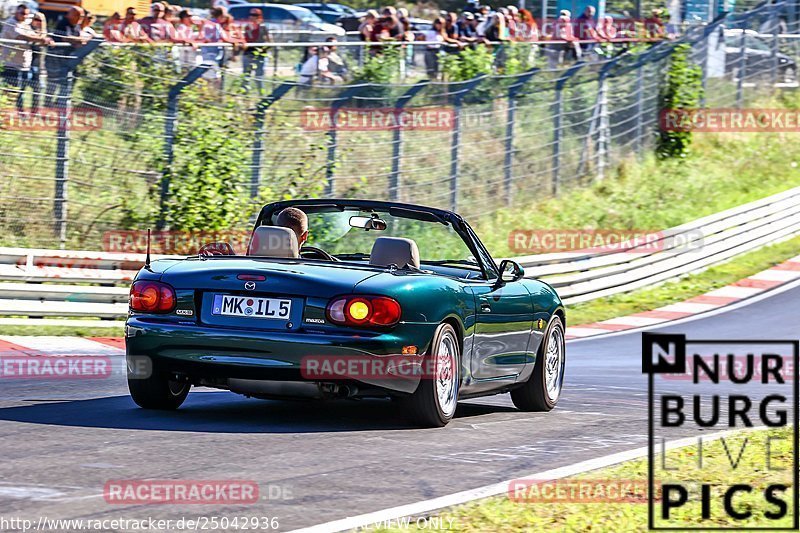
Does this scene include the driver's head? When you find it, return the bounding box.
[275,207,309,247]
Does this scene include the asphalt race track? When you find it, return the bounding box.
[0,281,798,531]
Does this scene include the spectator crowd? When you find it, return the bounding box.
[0,1,670,102]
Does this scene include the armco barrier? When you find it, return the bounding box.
[1,186,800,318]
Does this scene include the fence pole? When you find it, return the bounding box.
[325,85,365,196]
[634,63,645,154]
[389,80,428,202]
[594,59,621,181]
[449,76,485,212]
[503,68,539,207]
[771,4,781,85]
[157,64,210,230]
[736,28,747,108]
[251,82,295,198]
[551,62,585,197]
[53,39,102,248]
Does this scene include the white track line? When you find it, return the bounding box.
[289,428,760,533]
[568,276,800,343]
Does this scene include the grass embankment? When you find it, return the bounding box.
[471,128,800,326]
[377,427,795,532]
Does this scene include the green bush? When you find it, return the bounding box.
[656,43,703,159]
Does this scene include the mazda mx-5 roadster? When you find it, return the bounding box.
[125,199,566,427]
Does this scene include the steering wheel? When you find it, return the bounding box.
[300,246,337,262]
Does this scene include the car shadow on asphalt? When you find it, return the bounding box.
[0,392,518,433]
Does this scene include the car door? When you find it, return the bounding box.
[469,278,534,383]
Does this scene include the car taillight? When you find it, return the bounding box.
[129,280,176,313]
[326,295,401,327]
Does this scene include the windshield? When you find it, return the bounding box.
[269,207,480,270]
[287,6,325,23]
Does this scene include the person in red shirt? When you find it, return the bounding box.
[243,8,270,91]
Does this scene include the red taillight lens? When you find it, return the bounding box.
[129,280,176,313]
[326,295,401,327]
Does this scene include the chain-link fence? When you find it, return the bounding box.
[0,1,798,250]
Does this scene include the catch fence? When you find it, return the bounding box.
[0,1,798,249]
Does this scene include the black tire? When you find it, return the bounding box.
[511,315,565,412]
[127,356,189,410]
[402,323,460,428]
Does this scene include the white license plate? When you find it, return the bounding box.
[212,294,292,320]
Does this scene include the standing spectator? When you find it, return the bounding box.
[396,8,413,40]
[80,10,99,38]
[325,37,347,79]
[23,11,49,113]
[457,12,479,43]
[103,12,125,42]
[443,12,462,47]
[644,8,666,40]
[517,8,539,41]
[505,6,518,39]
[120,7,152,43]
[45,6,89,107]
[372,16,400,41]
[359,10,378,41]
[0,4,53,112]
[574,5,599,54]
[422,17,446,78]
[243,8,270,91]
[298,45,341,85]
[175,10,200,66]
[139,3,178,42]
[484,12,507,43]
[548,9,580,66]
[597,16,617,41]
[201,7,238,86]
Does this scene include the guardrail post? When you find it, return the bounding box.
[251,82,294,198]
[325,85,365,196]
[53,38,102,248]
[157,64,210,230]
[503,68,538,207]
[389,80,428,202]
[551,62,584,196]
[449,76,485,212]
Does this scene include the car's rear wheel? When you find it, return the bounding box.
[403,322,460,427]
[511,315,565,412]
[127,357,189,410]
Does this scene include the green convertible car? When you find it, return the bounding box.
[125,199,566,427]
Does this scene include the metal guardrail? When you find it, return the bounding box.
[2,186,800,318]
[517,185,800,304]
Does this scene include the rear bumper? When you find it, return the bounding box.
[125,317,437,394]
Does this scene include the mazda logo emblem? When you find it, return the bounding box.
[244,281,256,290]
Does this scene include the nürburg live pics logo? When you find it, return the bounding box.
[643,333,799,529]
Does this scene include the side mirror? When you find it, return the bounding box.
[497,259,524,284]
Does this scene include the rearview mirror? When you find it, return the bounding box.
[498,259,524,283]
[349,215,387,231]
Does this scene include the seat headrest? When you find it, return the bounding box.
[369,237,420,269]
[247,226,299,258]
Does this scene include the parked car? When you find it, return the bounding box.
[125,199,566,427]
[0,0,37,18]
[295,2,356,24]
[713,29,797,83]
[229,3,345,40]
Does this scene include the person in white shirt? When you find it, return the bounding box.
[298,46,341,85]
[0,4,54,111]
